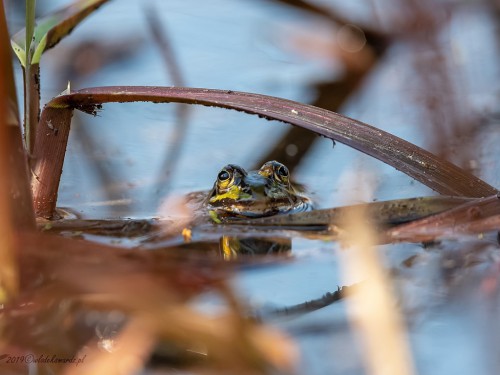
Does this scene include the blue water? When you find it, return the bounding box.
[9,1,500,374]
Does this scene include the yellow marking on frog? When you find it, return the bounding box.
[209,210,222,224]
[207,161,312,219]
[208,185,251,203]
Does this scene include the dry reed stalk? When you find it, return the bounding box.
[33,86,497,218]
[63,317,155,375]
[338,172,415,375]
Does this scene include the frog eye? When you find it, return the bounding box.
[259,161,290,185]
[217,169,233,190]
[218,170,230,182]
[216,164,246,191]
[272,162,289,184]
[277,165,289,178]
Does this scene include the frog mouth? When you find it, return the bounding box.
[208,194,312,219]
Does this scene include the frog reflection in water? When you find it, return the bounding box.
[206,161,313,258]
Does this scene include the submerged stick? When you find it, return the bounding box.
[386,194,500,242]
[255,285,355,321]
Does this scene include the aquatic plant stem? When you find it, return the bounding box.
[33,86,497,218]
[32,106,73,218]
[11,0,113,156]
[23,63,40,155]
[339,176,416,375]
[0,2,35,231]
[0,2,17,301]
[386,194,500,242]
[24,0,37,155]
[339,193,416,375]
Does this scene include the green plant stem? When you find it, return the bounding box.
[23,63,40,154]
[25,1,36,55]
[24,0,37,154]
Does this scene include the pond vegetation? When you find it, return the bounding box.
[1,0,499,374]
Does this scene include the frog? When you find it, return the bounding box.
[206,160,313,223]
[202,160,312,258]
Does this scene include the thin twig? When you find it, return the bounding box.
[254,285,356,321]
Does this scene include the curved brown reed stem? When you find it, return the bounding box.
[33,86,497,218]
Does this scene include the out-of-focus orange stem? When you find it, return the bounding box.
[0,0,36,300]
[0,0,19,300]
